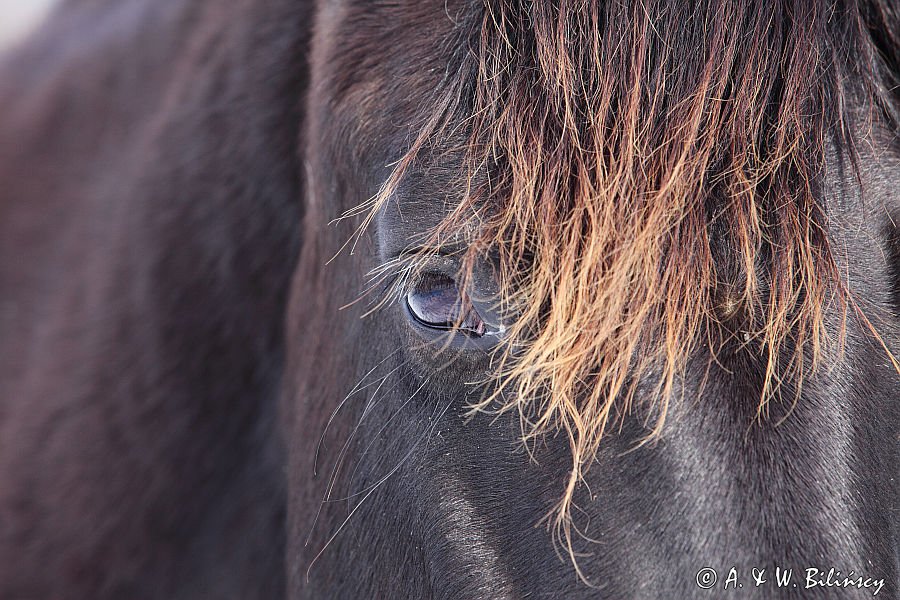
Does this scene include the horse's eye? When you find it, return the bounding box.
[405,273,486,337]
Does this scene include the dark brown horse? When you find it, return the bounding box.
[0,1,898,598]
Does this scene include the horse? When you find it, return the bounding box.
[0,0,897,598]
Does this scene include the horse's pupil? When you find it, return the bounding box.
[406,274,485,336]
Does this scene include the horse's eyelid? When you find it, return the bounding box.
[393,243,468,261]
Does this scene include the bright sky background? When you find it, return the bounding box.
[0,0,58,53]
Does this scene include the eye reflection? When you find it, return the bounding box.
[405,273,486,337]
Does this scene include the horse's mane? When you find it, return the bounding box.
[360,0,900,566]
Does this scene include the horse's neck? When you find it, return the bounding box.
[0,1,313,597]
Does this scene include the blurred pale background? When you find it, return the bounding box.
[0,0,58,52]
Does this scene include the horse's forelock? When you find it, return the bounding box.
[358,0,900,569]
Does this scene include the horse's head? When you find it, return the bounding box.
[0,0,897,598]
[290,0,900,597]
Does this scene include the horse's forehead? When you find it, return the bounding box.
[312,0,474,152]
